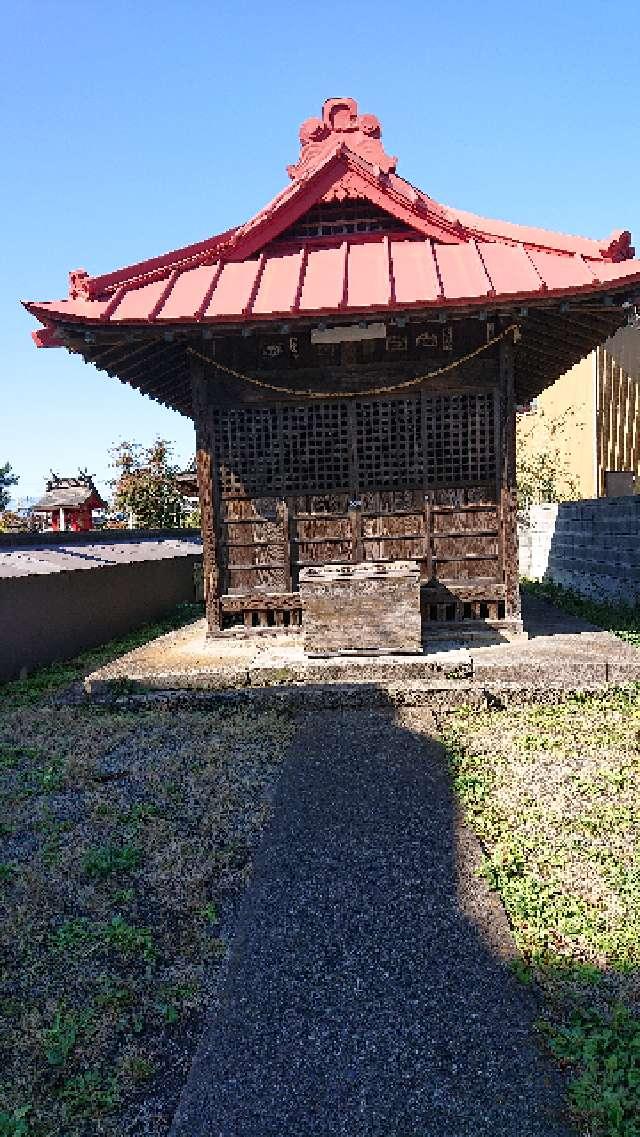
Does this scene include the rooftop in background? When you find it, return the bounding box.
[23,96,640,413]
[0,530,202,579]
[32,472,107,513]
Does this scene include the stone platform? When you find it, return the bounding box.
[83,594,640,706]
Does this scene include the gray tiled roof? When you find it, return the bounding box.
[33,487,102,510]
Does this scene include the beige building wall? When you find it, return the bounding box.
[517,353,597,499]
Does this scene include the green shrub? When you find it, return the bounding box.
[82,843,142,880]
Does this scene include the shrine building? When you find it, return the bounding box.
[33,472,106,533]
[24,97,640,649]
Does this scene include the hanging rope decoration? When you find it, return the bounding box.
[187,323,521,400]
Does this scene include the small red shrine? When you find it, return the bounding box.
[23,97,640,647]
[33,472,106,532]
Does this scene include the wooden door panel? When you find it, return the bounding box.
[290,493,353,577]
[295,540,353,566]
[296,517,352,540]
[428,487,501,589]
[223,495,288,595]
[360,488,426,564]
[436,557,500,582]
[227,565,289,594]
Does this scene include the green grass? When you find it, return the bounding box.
[545,1006,640,1137]
[0,1107,31,1137]
[82,842,143,880]
[57,1070,119,1119]
[0,605,293,1136]
[42,1007,93,1067]
[441,686,640,1135]
[522,578,640,647]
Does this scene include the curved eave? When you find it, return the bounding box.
[22,260,640,333]
[25,291,632,419]
[78,336,192,417]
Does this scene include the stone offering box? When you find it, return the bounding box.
[299,561,421,656]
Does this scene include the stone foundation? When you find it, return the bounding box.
[299,561,421,655]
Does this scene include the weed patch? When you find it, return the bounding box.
[57,1070,119,1119]
[42,1007,92,1067]
[82,842,142,880]
[545,1005,640,1137]
[0,621,292,1136]
[440,687,640,1135]
[0,1106,31,1137]
[102,916,155,962]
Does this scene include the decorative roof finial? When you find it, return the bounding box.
[287,97,397,180]
[68,269,90,299]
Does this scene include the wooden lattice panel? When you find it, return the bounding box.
[212,392,497,497]
[423,393,496,486]
[214,406,280,496]
[355,399,423,489]
[281,403,350,492]
[212,402,350,496]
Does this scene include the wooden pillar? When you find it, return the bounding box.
[190,356,223,635]
[346,400,363,563]
[499,335,521,623]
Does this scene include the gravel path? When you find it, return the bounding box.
[170,709,572,1137]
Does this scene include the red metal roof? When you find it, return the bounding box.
[24,96,640,341]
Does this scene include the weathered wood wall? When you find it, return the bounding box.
[190,323,520,638]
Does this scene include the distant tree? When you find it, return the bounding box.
[0,510,27,533]
[0,463,18,511]
[110,439,184,529]
[182,504,201,529]
[516,407,581,514]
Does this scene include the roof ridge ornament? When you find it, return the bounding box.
[69,269,90,299]
[287,97,398,180]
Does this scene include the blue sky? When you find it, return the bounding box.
[2,0,639,504]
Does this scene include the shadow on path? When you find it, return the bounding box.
[170,704,572,1137]
[520,589,602,638]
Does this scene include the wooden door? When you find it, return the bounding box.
[360,490,427,563]
[223,495,289,595]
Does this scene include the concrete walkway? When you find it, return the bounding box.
[170,711,572,1137]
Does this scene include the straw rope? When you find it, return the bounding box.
[187,323,520,400]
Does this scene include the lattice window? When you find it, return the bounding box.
[213,406,280,495]
[281,403,350,492]
[213,391,496,497]
[423,393,496,486]
[213,402,349,496]
[274,200,410,242]
[356,399,423,489]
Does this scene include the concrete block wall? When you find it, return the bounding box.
[519,498,640,605]
[518,504,559,581]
